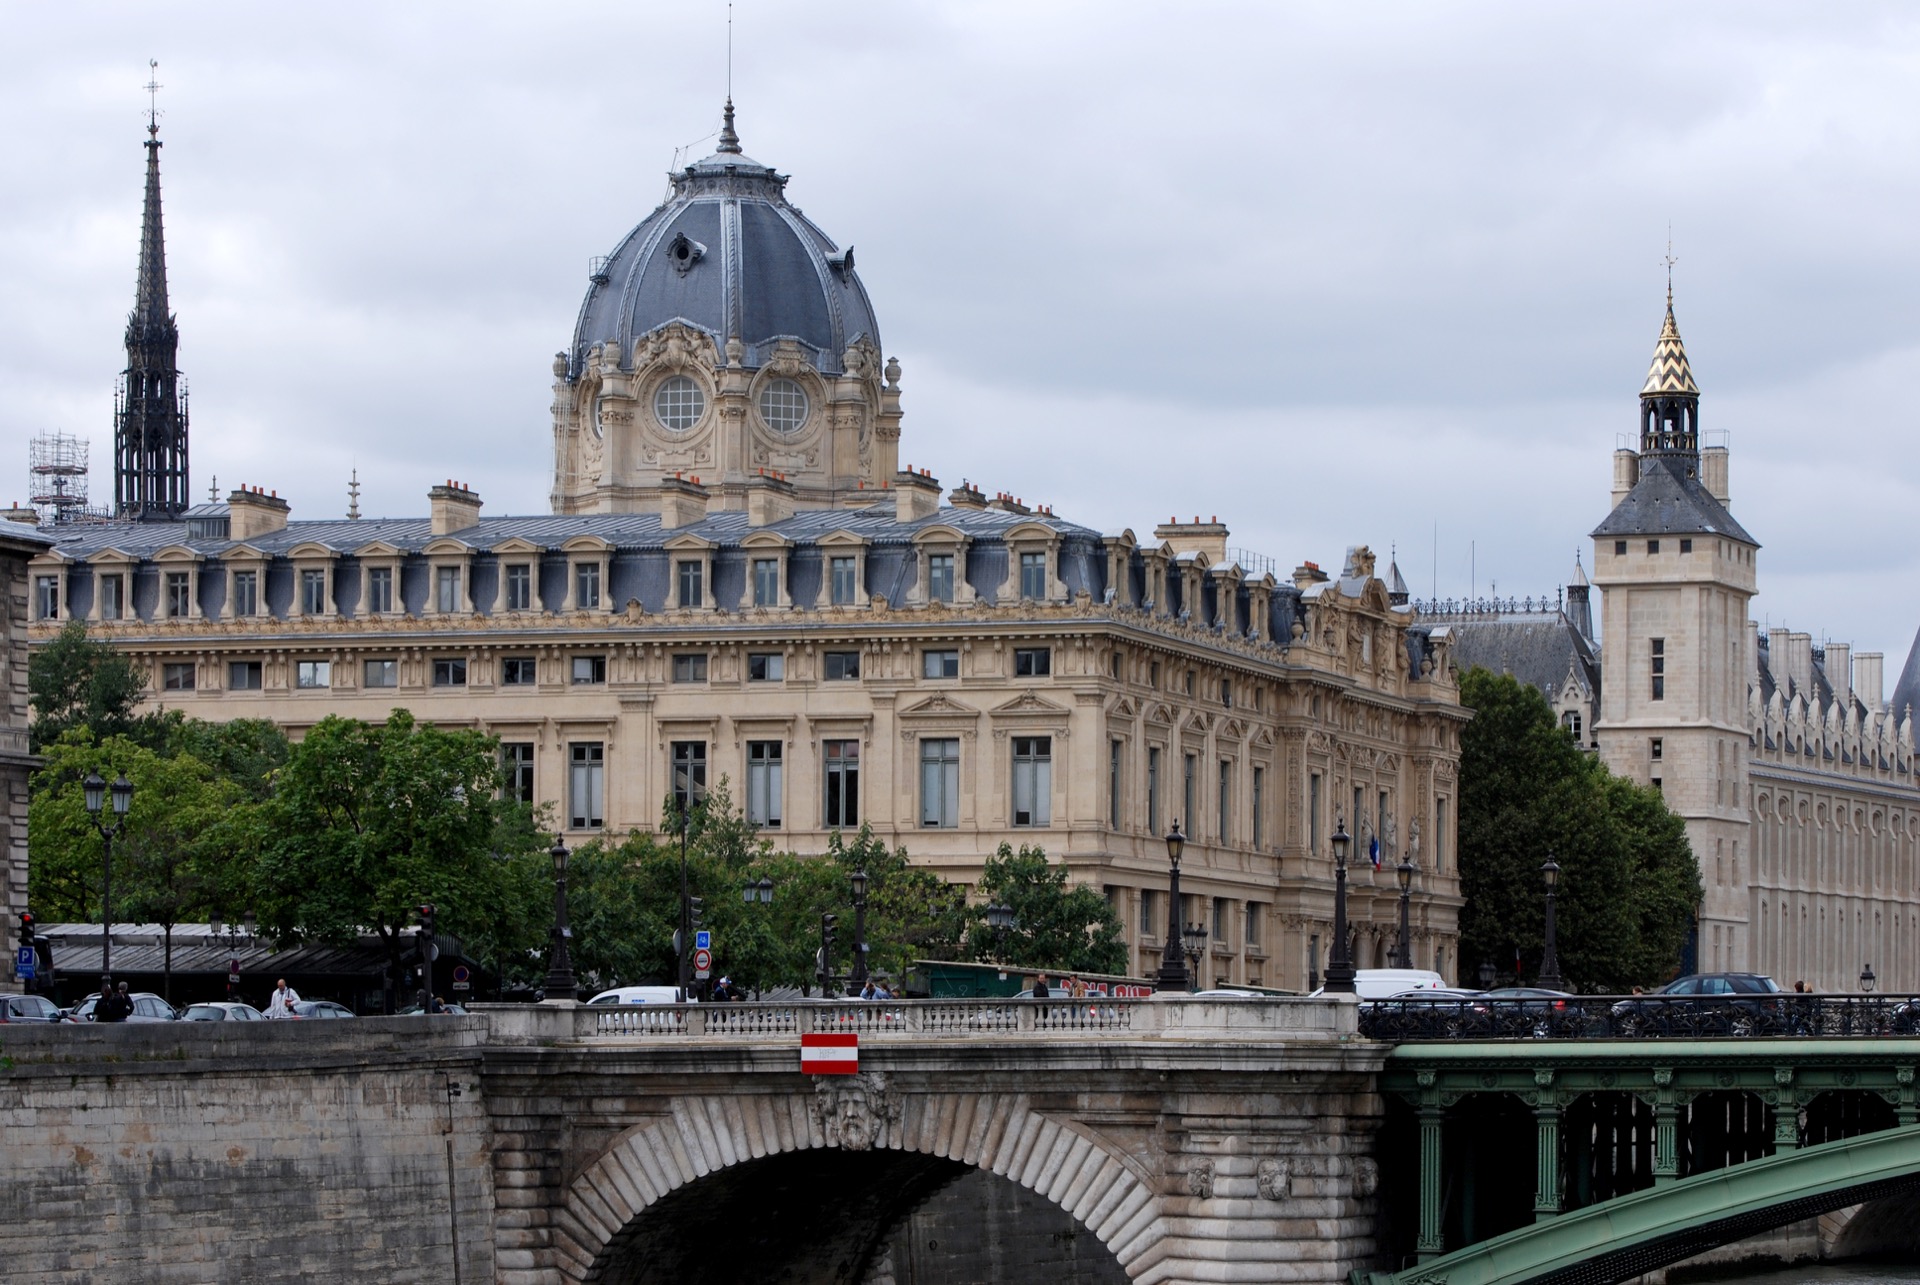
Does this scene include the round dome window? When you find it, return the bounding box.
[758,378,809,434]
[654,375,706,432]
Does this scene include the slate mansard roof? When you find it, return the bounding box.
[1590,455,1757,546]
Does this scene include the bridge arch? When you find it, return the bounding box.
[547,1079,1162,1283]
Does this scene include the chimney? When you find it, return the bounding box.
[429,481,483,535]
[1826,643,1851,705]
[1292,560,1330,591]
[987,491,1031,516]
[1612,449,1640,508]
[657,475,709,530]
[745,472,796,528]
[947,480,987,510]
[894,468,942,522]
[228,486,290,540]
[1154,515,1229,563]
[1701,445,1730,506]
[3,504,40,526]
[1857,653,1885,711]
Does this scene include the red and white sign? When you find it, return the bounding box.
[800,1032,858,1075]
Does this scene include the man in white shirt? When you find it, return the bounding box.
[263,978,301,1019]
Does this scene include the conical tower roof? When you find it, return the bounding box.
[1640,293,1699,397]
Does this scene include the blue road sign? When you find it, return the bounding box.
[15,946,36,979]
[694,930,711,951]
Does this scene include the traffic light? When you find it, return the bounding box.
[688,896,704,930]
[418,903,436,936]
[821,913,838,949]
[17,910,33,947]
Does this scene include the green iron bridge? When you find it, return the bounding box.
[1362,1037,1920,1285]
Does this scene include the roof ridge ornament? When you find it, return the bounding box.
[717,97,741,154]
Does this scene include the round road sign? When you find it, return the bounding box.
[693,947,713,973]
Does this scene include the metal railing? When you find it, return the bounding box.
[1358,993,1920,1042]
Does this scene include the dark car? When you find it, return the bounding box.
[1480,987,1581,1037]
[66,992,180,1023]
[1361,988,1491,1038]
[0,994,64,1023]
[1610,972,1785,1037]
[288,1000,356,1020]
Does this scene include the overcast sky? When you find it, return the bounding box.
[5,3,1917,680]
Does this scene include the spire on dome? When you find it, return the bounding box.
[717,98,742,154]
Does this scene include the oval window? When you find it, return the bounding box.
[758,378,809,434]
[654,375,706,431]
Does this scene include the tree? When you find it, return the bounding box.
[1455,668,1701,992]
[962,843,1128,976]
[27,621,151,751]
[256,711,539,1012]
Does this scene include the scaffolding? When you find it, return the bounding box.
[29,432,109,525]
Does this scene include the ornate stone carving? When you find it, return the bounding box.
[1183,1159,1215,1199]
[808,1072,901,1152]
[1256,1157,1291,1201]
[1351,1157,1380,1197]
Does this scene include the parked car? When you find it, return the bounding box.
[1480,987,1580,1037]
[287,1000,356,1020]
[181,1002,265,1021]
[0,994,64,1023]
[588,986,693,1005]
[66,992,179,1023]
[1610,972,1786,1037]
[1363,987,1491,1037]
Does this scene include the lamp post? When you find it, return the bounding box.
[849,869,870,995]
[544,838,577,1002]
[986,902,1015,966]
[1538,856,1564,991]
[1182,921,1209,983]
[1478,959,1497,991]
[81,771,134,986]
[1154,823,1192,992]
[1324,820,1356,994]
[741,877,773,906]
[1860,964,1876,993]
[1395,858,1416,969]
[210,910,256,1000]
[675,797,692,999]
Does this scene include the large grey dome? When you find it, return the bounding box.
[569,102,881,378]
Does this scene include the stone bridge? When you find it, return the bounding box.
[0,998,1386,1284]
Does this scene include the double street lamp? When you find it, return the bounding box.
[1182,921,1209,982]
[544,838,577,1002]
[81,771,134,986]
[1324,821,1356,993]
[1394,857,1416,969]
[1154,823,1191,992]
[1538,856,1564,991]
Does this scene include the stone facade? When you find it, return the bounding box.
[0,528,49,990]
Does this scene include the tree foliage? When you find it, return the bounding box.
[27,621,152,751]
[1456,668,1702,992]
[961,843,1128,976]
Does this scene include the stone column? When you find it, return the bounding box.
[1533,1072,1562,1222]
[1772,1068,1801,1153]
[1416,1092,1444,1262]
[1652,1069,1680,1185]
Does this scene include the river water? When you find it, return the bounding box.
[1709,1266,1920,1284]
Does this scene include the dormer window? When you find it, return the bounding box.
[505,564,532,611]
[758,379,809,433]
[752,558,780,607]
[928,554,955,603]
[436,566,462,614]
[655,375,705,431]
[232,570,258,617]
[367,566,393,614]
[165,572,192,619]
[677,560,704,608]
[666,231,705,274]
[34,575,58,621]
[300,569,327,615]
[1019,552,1046,600]
[576,562,602,610]
[830,557,857,606]
[99,574,124,621]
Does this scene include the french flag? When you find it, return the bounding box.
[1369,834,1381,870]
[800,1032,859,1075]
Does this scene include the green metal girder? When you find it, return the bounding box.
[1354,1122,1920,1285]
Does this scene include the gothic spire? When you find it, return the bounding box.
[115,76,191,522]
[1637,290,1700,459]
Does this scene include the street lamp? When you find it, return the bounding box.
[210,910,256,1000]
[985,902,1015,965]
[849,868,870,994]
[1154,823,1192,992]
[1395,858,1416,969]
[1860,964,1876,993]
[544,837,577,1002]
[1182,921,1209,982]
[81,771,134,986]
[1538,855,1564,991]
[674,791,693,999]
[1324,820,1356,994]
[1478,959,1497,991]
[741,877,773,905]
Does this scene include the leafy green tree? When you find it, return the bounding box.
[960,843,1128,976]
[27,621,151,751]
[1455,668,1701,992]
[255,711,540,1011]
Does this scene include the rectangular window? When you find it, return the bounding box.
[300,568,327,615]
[1647,539,1660,555]
[433,657,468,687]
[165,571,191,618]
[1019,550,1046,600]
[747,741,783,828]
[1150,660,1161,688]
[927,553,955,603]
[1109,740,1123,830]
[1353,786,1364,844]
[752,558,780,607]
[1218,761,1232,845]
[1679,538,1693,554]
[366,566,392,614]
[1245,902,1262,949]
[922,649,959,679]
[228,660,263,691]
[162,662,195,692]
[501,657,537,686]
[502,743,534,804]
[569,742,604,829]
[1252,766,1265,849]
[1111,650,1122,679]
[675,560,702,609]
[748,652,785,682]
[505,564,531,611]
[672,653,709,683]
[99,574,124,620]
[1185,670,1196,697]
[1651,637,1666,701]
[231,570,257,617]
[1310,773,1323,856]
[1651,737,1664,761]
[824,650,862,681]
[435,565,461,614]
[1140,889,1158,938]
[1014,647,1051,677]
[1434,798,1449,871]
[364,659,398,688]
[34,575,58,621]
[671,741,708,816]
[1185,754,1197,835]
[1212,897,1228,941]
[1012,736,1052,828]
[1614,540,1627,556]
[571,655,606,685]
[1220,678,1232,709]
[1147,747,1162,835]
[296,660,331,690]
[830,556,857,605]
[577,561,602,610]
[823,740,860,828]
[920,738,959,828]
[1378,790,1390,860]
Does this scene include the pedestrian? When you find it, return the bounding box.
[1068,974,1088,999]
[1031,972,1051,999]
[1793,980,1809,994]
[96,980,132,1023]
[263,977,301,1019]
[712,977,737,1002]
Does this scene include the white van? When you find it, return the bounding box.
[587,986,693,1005]
[1309,969,1449,1000]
